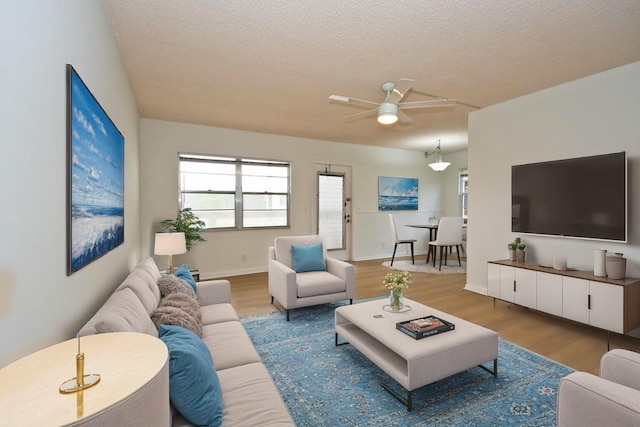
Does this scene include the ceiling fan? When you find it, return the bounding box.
[329,78,456,125]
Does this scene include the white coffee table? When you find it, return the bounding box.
[335,298,498,410]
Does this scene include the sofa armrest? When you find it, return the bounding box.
[268,259,297,308]
[326,257,355,298]
[600,349,640,391]
[557,371,640,427]
[195,280,231,306]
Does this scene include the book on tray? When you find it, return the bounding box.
[396,315,455,340]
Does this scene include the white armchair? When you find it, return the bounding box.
[268,235,354,321]
[557,349,640,427]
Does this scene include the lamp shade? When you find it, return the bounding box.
[428,158,451,172]
[377,103,398,125]
[154,232,187,255]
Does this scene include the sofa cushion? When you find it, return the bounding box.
[93,288,158,336]
[291,243,326,273]
[151,305,203,337]
[216,363,294,426]
[200,303,239,326]
[174,264,197,292]
[157,274,196,299]
[116,271,159,314]
[133,256,162,302]
[296,271,346,298]
[159,325,223,427]
[201,321,262,370]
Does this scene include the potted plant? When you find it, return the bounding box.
[159,208,206,251]
[508,237,521,261]
[516,243,526,262]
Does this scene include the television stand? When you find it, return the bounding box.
[488,260,640,344]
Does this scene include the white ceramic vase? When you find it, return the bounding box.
[594,249,607,277]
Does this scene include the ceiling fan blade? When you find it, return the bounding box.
[398,99,456,110]
[398,110,413,123]
[385,78,415,104]
[329,94,379,109]
[344,108,377,121]
[398,111,413,123]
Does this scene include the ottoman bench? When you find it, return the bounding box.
[335,298,498,410]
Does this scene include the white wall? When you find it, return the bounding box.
[0,1,140,367]
[466,61,640,294]
[140,119,467,277]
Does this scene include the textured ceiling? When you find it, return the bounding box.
[102,0,640,154]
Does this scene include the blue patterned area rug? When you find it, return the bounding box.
[241,302,574,427]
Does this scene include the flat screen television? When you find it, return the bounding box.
[511,152,627,242]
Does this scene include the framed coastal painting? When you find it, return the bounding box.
[66,64,125,275]
[378,176,418,211]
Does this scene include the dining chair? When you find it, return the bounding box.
[427,217,464,270]
[389,214,415,266]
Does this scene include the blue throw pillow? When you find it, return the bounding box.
[174,264,197,293]
[158,325,223,427]
[291,243,326,273]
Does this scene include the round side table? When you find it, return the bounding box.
[0,332,170,426]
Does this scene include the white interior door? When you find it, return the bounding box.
[314,163,352,260]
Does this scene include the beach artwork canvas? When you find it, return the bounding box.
[67,65,124,274]
[378,176,418,211]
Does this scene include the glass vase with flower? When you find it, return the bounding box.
[383,271,411,311]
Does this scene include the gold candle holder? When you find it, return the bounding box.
[59,337,101,394]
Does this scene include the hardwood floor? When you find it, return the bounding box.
[218,257,640,375]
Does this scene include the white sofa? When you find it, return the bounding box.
[557,349,640,427]
[77,257,294,426]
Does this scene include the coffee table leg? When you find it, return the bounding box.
[381,383,413,411]
[335,333,348,346]
[478,358,498,378]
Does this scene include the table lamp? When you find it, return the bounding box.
[154,232,187,273]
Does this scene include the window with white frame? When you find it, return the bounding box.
[459,168,468,219]
[178,153,290,230]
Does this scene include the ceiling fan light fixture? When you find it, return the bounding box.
[377,103,398,125]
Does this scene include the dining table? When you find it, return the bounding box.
[405,224,440,241]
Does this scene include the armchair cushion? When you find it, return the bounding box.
[291,243,326,273]
[296,271,346,298]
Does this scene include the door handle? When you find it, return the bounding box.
[588,294,591,310]
[513,280,516,292]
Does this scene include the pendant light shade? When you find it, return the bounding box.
[425,140,450,172]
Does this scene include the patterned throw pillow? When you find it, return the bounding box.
[157,274,196,299]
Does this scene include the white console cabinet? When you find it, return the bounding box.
[488,260,640,334]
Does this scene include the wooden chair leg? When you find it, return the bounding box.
[410,243,415,264]
[438,246,444,270]
[456,245,462,266]
[391,244,398,266]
